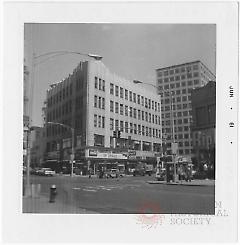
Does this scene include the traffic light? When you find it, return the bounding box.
[117,130,121,138]
[113,130,117,138]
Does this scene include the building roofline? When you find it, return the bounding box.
[156,60,215,77]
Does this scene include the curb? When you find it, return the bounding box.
[147,181,215,187]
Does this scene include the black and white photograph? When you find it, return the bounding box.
[23,23,216,215]
[2,1,238,243]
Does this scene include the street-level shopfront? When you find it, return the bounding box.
[73,147,159,175]
[44,147,160,174]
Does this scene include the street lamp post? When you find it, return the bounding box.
[24,50,103,188]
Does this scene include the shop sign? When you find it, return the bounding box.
[128,150,136,156]
[87,149,127,159]
[89,149,98,156]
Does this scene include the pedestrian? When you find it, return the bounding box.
[88,168,92,178]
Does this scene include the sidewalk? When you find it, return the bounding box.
[22,194,98,214]
[147,179,215,186]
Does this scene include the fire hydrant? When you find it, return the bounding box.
[49,185,57,203]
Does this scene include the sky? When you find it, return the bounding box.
[24,24,216,126]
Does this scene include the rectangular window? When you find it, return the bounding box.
[193,72,199,77]
[102,80,105,91]
[133,108,137,118]
[98,116,101,128]
[181,75,186,80]
[115,102,119,113]
[95,77,98,89]
[120,121,124,132]
[137,95,140,104]
[125,105,128,116]
[133,93,136,103]
[138,110,141,120]
[134,124,137,134]
[130,123,133,134]
[142,126,145,136]
[115,86,119,97]
[120,87,123,98]
[129,91,132,101]
[149,113,151,123]
[125,89,128,100]
[187,73,192,79]
[110,118,114,130]
[102,98,105,109]
[94,95,97,107]
[129,107,133,117]
[120,104,123,115]
[188,80,193,86]
[98,97,102,109]
[194,79,199,85]
[146,127,149,136]
[110,100,114,112]
[99,78,102,90]
[115,120,119,130]
[145,112,148,121]
[125,122,128,133]
[110,83,114,95]
[102,116,105,128]
[142,111,144,120]
[138,125,141,135]
[94,114,97,127]
[141,96,144,106]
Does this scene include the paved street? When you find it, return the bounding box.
[23,175,215,214]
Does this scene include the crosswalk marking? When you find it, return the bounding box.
[72,184,141,192]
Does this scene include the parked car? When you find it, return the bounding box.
[156,168,166,181]
[107,169,119,178]
[38,168,55,176]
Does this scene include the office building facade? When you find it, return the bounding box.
[156,61,215,157]
[45,61,162,170]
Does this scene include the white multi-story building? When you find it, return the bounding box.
[45,61,162,168]
[156,60,215,157]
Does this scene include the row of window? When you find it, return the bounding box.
[94,95,105,110]
[110,83,160,112]
[162,117,190,125]
[158,80,200,91]
[161,103,191,111]
[109,101,161,125]
[157,64,199,77]
[48,84,73,107]
[161,96,191,104]
[162,109,190,117]
[109,118,161,138]
[94,114,105,129]
[47,101,72,122]
[94,77,105,91]
[158,73,199,83]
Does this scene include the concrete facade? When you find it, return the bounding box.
[156,61,215,158]
[45,61,162,163]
